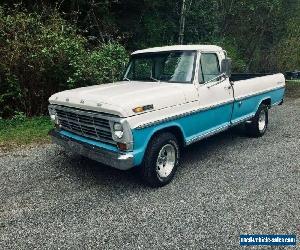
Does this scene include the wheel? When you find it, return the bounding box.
[139,132,180,187]
[246,104,269,137]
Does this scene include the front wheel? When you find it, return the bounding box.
[139,132,180,187]
[246,104,269,137]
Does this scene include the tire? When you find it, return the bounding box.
[139,132,180,187]
[246,104,269,137]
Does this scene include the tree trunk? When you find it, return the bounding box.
[178,0,186,44]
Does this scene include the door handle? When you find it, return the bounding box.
[224,85,231,90]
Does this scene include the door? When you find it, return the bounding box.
[189,52,234,142]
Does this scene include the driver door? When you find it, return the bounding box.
[194,52,234,137]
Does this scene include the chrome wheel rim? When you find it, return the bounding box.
[156,144,176,179]
[258,110,266,131]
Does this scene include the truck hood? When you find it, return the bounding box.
[49,81,197,117]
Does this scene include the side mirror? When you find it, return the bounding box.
[221,58,232,77]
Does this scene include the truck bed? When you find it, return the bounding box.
[230,73,273,82]
[229,73,285,125]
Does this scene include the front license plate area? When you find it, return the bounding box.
[68,140,84,154]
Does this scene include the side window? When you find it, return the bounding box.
[199,53,220,83]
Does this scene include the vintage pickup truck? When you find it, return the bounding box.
[48,45,285,187]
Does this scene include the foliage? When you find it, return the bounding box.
[212,37,247,72]
[55,0,298,73]
[0,7,128,118]
[273,18,300,71]
[0,1,299,118]
[0,116,52,151]
[68,43,128,86]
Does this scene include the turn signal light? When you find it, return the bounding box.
[117,142,128,151]
[133,107,144,113]
[132,104,154,113]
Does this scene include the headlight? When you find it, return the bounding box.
[48,107,55,116]
[113,122,124,139]
[48,107,59,125]
[50,114,56,122]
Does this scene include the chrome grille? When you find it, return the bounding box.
[55,106,116,145]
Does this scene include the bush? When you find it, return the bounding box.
[214,37,247,72]
[0,7,128,118]
[274,20,300,72]
[275,37,300,72]
[68,43,128,87]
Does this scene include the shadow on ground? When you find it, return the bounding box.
[58,124,247,188]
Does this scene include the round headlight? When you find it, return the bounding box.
[48,107,56,115]
[50,114,56,122]
[113,122,124,139]
[52,114,60,125]
[49,109,60,126]
[113,123,123,131]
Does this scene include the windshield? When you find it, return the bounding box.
[123,51,196,83]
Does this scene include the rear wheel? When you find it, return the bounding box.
[139,132,180,187]
[246,104,269,137]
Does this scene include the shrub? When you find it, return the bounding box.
[274,19,300,72]
[68,43,128,87]
[0,7,128,118]
[214,37,247,72]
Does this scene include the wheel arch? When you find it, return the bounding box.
[149,125,185,149]
[132,123,186,166]
[260,98,271,108]
[255,97,272,113]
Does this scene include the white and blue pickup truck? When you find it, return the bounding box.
[48,45,285,187]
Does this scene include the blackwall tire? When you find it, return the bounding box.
[246,104,269,137]
[139,132,180,187]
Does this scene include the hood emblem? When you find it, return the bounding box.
[97,103,103,107]
[66,98,69,102]
[80,99,85,104]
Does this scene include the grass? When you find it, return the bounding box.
[0,116,53,152]
[286,80,300,84]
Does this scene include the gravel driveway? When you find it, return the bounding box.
[1,98,299,249]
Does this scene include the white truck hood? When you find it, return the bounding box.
[49,81,197,117]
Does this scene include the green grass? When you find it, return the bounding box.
[0,116,53,151]
[286,80,300,85]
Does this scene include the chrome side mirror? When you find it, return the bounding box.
[221,58,232,77]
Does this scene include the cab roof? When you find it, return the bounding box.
[132,45,223,55]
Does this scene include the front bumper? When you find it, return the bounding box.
[49,129,134,170]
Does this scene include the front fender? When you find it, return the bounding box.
[132,121,185,166]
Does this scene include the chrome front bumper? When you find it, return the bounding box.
[49,129,134,170]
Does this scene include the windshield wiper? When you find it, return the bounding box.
[149,69,160,82]
[150,76,160,82]
[123,76,131,81]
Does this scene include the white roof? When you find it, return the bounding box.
[132,45,223,55]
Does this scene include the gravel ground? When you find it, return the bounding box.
[0,98,299,250]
